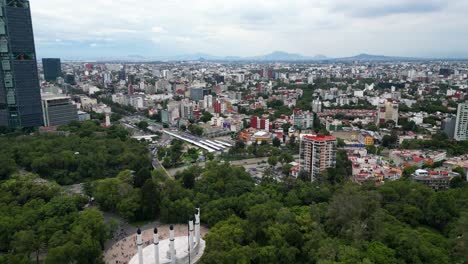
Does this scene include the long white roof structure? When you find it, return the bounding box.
[163,131,218,153]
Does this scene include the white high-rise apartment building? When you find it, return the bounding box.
[454,102,468,141]
[204,95,213,109]
[312,98,322,113]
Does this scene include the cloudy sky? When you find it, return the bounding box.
[31,0,468,59]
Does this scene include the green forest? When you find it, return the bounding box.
[0,123,467,263]
[0,174,109,264]
[0,121,151,185]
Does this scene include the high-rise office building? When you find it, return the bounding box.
[118,68,126,81]
[128,74,135,85]
[0,0,43,128]
[442,117,456,139]
[190,87,210,102]
[161,101,181,126]
[299,134,337,182]
[41,94,78,127]
[180,99,194,120]
[65,73,76,85]
[454,102,468,141]
[214,75,224,84]
[42,58,61,82]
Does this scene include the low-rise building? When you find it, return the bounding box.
[398,133,431,145]
[77,111,91,121]
[413,169,455,191]
[359,132,375,146]
[252,131,272,144]
[326,119,343,132]
[390,150,447,168]
[443,158,468,181]
[291,109,314,129]
[348,150,401,185]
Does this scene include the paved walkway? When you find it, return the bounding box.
[104,224,209,264]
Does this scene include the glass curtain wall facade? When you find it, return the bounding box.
[0,0,43,128]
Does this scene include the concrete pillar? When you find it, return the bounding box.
[137,228,144,264]
[195,208,201,251]
[169,225,175,264]
[188,220,194,259]
[153,227,159,264]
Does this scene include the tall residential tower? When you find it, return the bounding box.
[299,134,337,182]
[377,99,399,125]
[454,102,468,141]
[0,0,43,128]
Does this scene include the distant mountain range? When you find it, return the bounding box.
[332,53,420,62]
[144,51,329,62]
[246,51,328,61]
[91,51,467,63]
[150,51,436,62]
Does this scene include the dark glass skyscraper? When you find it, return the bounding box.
[0,0,43,128]
[42,58,61,82]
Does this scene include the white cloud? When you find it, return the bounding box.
[174,36,192,43]
[151,37,161,44]
[151,26,166,33]
[30,0,468,58]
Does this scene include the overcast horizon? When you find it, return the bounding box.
[31,0,468,59]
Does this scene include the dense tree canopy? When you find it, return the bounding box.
[1,122,467,263]
[197,175,467,264]
[0,174,109,264]
[200,112,214,123]
[0,121,151,184]
[188,124,204,136]
[83,153,468,264]
[139,159,467,264]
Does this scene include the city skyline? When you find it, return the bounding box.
[31,0,468,59]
